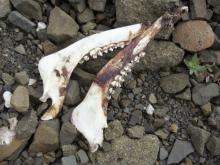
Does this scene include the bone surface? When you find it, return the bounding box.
[71,6,188,152]
[39,24,144,120]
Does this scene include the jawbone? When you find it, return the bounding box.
[39,24,144,120]
[71,83,107,152]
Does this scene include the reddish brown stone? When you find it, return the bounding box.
[173,20,215,52]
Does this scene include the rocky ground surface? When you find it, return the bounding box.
[0,0,220,165]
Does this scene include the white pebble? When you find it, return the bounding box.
[3,91,12,108]
[146,104,155,115]
[36,22,47,32]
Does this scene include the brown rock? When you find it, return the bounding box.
[173,20,215,52]
[29,120,60,153]
[0,138,27,161]
[41,40,58,55]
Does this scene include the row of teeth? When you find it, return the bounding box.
[79,42,126,64]
[106,51,146,100]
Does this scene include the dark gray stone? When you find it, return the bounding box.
[187,125,211,155]
[115,0,179,24]
[10,0,42,20]
[129,110,142,126]
[70,0,86,13]
[104,120,124,141]
[16,111,38,139]
[160,73,191,94]
[159,147,168,160]
[60,122,77,145]
[62,155,77,165]
[192,83,219,105]
[8,11,36,33]
[88,0,106,12]
[206,136,220,156]
[190,0,208,19]
[0,0,11,18]
[208,0,220,6]
[77,149,89,164]
[167,139,194,164]
[64,80,81,106]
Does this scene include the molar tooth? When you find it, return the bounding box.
[134,56,140,62]
[111,81,117,86]
[84,56,89,61]
[79,60,84,64]
[109,88,113,94]
[109,47,114,51]
[119,77,124,82]
[93,54,98,59]
[98,51,103,56]
[116,82,121,87]
[120,70,127,76]
[114,75,121,81]
[139,52,146,57]
[104,49,108,53]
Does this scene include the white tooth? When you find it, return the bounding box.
[120,70,127,76]
[98,51,103,56]
[93,54,98,58]
[90,50,96,56]
[104,49,108,53]
[139,52,146,57]
[84,56,89,61]
[120,44,125,48]
[114,75,121,81]
[119,77,124,82]
[111,81,117,86]
[109,47,114,51]
[134,56,140,62]
[109,88,113,94]
[124,66,130,71]
[116,82,121,87]
[107,95,111,100]
[127,63,133,68]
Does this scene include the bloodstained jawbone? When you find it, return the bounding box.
[71,6,189,152]
[38,24,145,120]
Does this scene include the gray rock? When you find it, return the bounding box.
[81,22,96,33]
[160,73,191,94]
[16,111,38,139]
[14,44,26,55]
[11,86,29,112]
[155,129,169,140]
[88,0,106,12]
[64,80,81,106]
[155,27,173,40]
[129,110,142,126]
[192,83,220,105]
[115,0,179,24]
[104,120,124,141]
[62,155,77,165]
[208,0,220,6]
[10,0,42,20]
[187,125,211,155]
[83,58,108,74]
[0,0,11,18]
[190,0,208,19]
[2,73,14,85]
[159,147,168,160]
[8,11,36,33]
[154,106,169,118]
[47,7,79,44]
[29,120,60,153]
[141,41,184,71]
[62,145,77,156]
[127,126,145,139]
[167,139,194,164]
[60,122,77,145]
[70,0,86,13]
[96,135,159,165]
[77,8,95,24]
[206,136,220,156]
[77,149,89,164]
[73,68,95,86]
[175,88,192,100]
[15,71,29,85]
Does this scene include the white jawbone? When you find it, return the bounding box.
[71,83,107,152]
[39,24,142,120]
